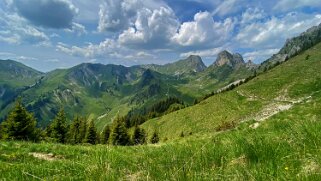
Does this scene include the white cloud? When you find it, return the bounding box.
[118,6,179,49]
[240,8,266,25]
[243,48,279,63]
[236,12,321,49]
[65,22,87,36]
[212,0,245,17]
[180,47,225,58]
[172,11,235,49]
[0,12,49,45]
[98,0,167,32]
[56,37,158,63]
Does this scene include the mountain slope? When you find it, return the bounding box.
[260,23,321,70]
[1,43,321,180]
[0,60,43,114]
[142,41,321,139]
[140,55,206,75]
[175,50,254,97]
[3,63,194,127]
[0,52,253,128]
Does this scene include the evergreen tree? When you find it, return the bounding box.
[110,119,130,146]
[150,131,159,144]
[101,125,111,144]
[78,117,87,143]
[67,116,83,144]
[131,126,146,145]
[85,121,98,145]
[1,99,39,141]
[49,108,68,143]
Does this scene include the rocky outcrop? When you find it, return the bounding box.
[213,50,245,68]
[264,23,321,66]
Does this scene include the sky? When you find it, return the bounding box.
[0,0,321,72]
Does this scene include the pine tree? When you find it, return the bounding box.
[131,126,146,145]
[49,108,68,143]
[78,117,87,143]
[1,98,39,141]
[67,116,83,144]
[101,125,111,144]
[110,119,130,146]
[150,131,159,144]
[85,121,98,144]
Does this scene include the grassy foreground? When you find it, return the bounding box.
[1,89,321,180]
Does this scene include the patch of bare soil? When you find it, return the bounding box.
[29,152,64,161]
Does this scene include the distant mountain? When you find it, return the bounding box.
[0,60,43,114]
[212,50,245,68]
[142,35,321,141]
[0,60,43,85]
[261,23,321,69]
[0,54,254,128]
[140,55,206,76]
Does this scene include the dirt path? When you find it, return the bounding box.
[237,88,314,129]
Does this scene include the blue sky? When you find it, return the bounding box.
[0,0,321,72]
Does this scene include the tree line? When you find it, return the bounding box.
[121,97,185,128]
[0,99,159,146]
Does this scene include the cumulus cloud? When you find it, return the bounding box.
[98,0,167,32]
[118,6,179,49]
[172,11,235,49]
[98,0,132,32]
[10,0,78,29]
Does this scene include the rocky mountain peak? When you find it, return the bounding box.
[184,55,206,72]
[213,50,245,68]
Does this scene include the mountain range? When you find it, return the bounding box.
[0,51,254,128]
[1,23,321,130]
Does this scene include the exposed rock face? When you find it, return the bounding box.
[246,60,258,70]
[185,55,207,72]
[213,50,245,68]
[264,23,321,66]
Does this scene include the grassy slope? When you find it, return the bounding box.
[0,43,321,180]
[0,91,320,180]
[142,42,321,139]
[0,60,42,87]
[0,60,43,119]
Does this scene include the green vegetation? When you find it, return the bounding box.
[46,109,68,144]
[142,41,321,140]
[84,121,98,145]
[0,52,253,129]
[1,25,321,180]
[0,97,320,180]
[0,98,40,141]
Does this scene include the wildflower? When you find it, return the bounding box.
[285,167,289,170]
